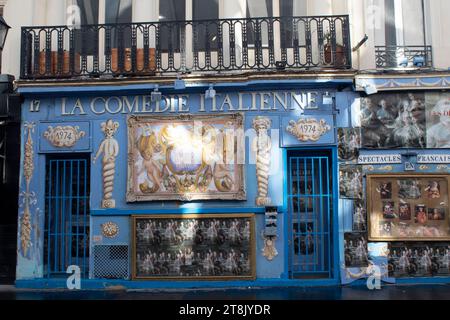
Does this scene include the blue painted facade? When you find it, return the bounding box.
[15,79,352,287]
[15,74,450,288]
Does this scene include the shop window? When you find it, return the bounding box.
[44,155,90,278]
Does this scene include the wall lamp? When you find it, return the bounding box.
[151,85,162,102]
[205,85,216,99]
[322,92,333,105]
[174,74,186,90]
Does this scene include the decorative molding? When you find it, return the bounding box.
[355,75,450,92]
[252,116,271,206]
[101,222,119,238]
[93,120,119,209]
[43,125,86,148]
[419,165,430,171]
[286,118,331,142]
[20,122,35,258]
[262,238,278,261]
[377,165,393,171]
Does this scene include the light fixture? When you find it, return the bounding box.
[363,84,378,95]
[174,74,186,90]
[413,56,425,67]
[0,16,10,51]
[0,16,11,74]
[205,85,216,99]
[322,92,333,105]
[151,85,161,102]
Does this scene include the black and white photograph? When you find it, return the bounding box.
[398,179,422,199]
[344,233,369,268]
[425,92,450,148]
[339,165,363,199]
[132,215,255,280]
[360,93,426,149]
[389,243,450,278]
[338,128,361,161]
[353,200,366,231]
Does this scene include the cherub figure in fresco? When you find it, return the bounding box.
[136,130,163,193]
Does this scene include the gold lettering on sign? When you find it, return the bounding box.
[43,125,86,148]
[286,118,331,142]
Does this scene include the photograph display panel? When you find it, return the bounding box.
[367,175,450,241]
[132,214,256,280]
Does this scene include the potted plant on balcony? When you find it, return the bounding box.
[323,31,346,67]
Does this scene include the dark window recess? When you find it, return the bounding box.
[193,0,219,52]
[106,0,132,49]
[246,0,273,46]
[74,0,99,55]
[159,0,186,52]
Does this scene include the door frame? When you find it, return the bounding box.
[282,146,339,283]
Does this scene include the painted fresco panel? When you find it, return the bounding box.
[126,114,245,202]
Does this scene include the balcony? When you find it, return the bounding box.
[375,45,433,69]
[20,15,351,80]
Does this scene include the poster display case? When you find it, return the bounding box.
[367,174,450,241]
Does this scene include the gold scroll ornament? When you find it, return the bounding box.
[286,118,331,142]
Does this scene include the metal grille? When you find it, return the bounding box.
[288,152,332,279]
[44,156,90,278]
[20,15,352,79]
[92,245,129,279]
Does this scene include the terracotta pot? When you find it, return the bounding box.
[37,51,80,76]
[324,44,346,67]
[111,48,156,73]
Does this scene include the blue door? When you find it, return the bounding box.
[287,149,334,279]
[44,155,90,278]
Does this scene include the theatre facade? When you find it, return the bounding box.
[16,78,359,288]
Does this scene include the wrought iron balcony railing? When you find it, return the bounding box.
[375,45,433,69]
[20,15,351,79]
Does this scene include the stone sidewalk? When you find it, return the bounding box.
[1,284,450,300]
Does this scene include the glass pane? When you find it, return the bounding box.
[106,0,132,48]
[159,0,186,52]
[75,0,99,55]
[246,0,272,46]
[193,0,218,51]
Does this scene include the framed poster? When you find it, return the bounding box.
[344,233,369,268]
[388,242,450,278]
[127,113,245,202]
[339,165,363,199]
[338,128,361,161]
[132,214,256,280]
[425,92,450,148]
[360,94,426,149]
[367,174,450,241]
[353,200,367,232]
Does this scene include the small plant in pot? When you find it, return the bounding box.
[323,31,346,67]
